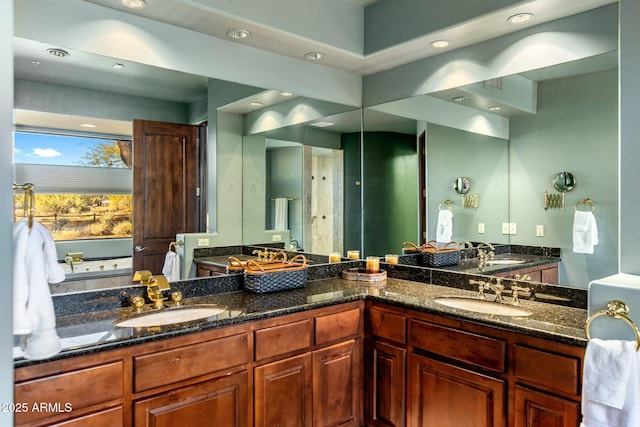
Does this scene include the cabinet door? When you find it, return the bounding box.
[366,339,406,427]
[312,339,363,427]
[514,385,580,427]
[133,372,248,427]
[254,353,313,427]
[407,353,506,427]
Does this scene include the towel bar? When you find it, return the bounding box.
[585,300,640,351]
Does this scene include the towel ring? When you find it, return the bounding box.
[575,198,595,213]
[585,300,640,351]
[439,199,452,210]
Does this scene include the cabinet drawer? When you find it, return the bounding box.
[513,344,581,396]
[15,361,124,425]
[409,319,506,373]
[315,308,361,345]
[54,406,124,427]
[255,319,312,361]
[134,333,249,392]
[368,307,406,344]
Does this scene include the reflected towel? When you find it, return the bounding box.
[582,339,639,427]
[436,209,453,243]
[274,198,289,230]
[13,220,65,360]
[162,251,181,282]
[573,211,598,254]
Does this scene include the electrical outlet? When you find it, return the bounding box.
[477,223,485,234]
[536,225,544,237]
[197,238,210,246]
[509,223,517,235]
[502,223,510,234]
[272,234,282,241]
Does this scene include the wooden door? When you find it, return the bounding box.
[366,339,406,427]
[514,386,580,427]
[133,120,199,274]
[133,372,248,427]
[254,353,313,427]
[407,353,506,427]
[312,339,362,427]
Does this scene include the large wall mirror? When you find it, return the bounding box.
[364,51,619,287]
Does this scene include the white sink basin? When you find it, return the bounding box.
[114,304,228,328]
[485,258,526,265]
[433,297,532,317]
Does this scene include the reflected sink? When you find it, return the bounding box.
[114,304,228,328]
[433,297,532,317]
[485,258,526,265]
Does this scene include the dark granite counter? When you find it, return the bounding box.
[14,273,588,369]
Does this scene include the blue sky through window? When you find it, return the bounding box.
[14,132,115,166]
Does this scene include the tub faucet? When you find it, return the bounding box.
[64,256,75,273]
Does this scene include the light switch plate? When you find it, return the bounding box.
[477,223,485,234]
[197,238,210,246]
[272,234,282,241]
[536,225,544,237]
[509,223,517,235]
[501,223,510,234]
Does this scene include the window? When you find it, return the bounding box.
[13,131,133,241]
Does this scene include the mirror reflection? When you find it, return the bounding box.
[365,51,619,287]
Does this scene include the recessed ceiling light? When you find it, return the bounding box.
[112,63,125,69]
[226,29,251,39]
[452,96,469,102]
[46,48,70,58]
[430,40,449,49]
[488,106,501,111]
[31,61,40,66]
[304,52,324,60]
[280,92,294,97]
[249,101,263,107]
[121,0,147,9]
[508,13,534,24]
[80,123,96,128]
[310,121,334,128]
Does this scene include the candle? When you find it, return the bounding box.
[347,250,360,259]
[366,256,380,273]
[329,252,342,263]
[385,254,399,264]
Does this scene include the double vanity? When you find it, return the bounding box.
[14,249,586,427]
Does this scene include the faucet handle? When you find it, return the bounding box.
[511,285,531,305]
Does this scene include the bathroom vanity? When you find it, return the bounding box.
[14,273,587,427]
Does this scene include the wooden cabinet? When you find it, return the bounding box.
[408,353,506,427]
[133,372,248,427]
[365,306,407,427]
[253,303,363,427]
[196,263,227,277]
[364,301,585,427]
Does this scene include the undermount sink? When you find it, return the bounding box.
[433,297,532,317]
[485,258,526,265]
[114,304,228,328]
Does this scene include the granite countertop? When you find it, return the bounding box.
[14,276,588,368]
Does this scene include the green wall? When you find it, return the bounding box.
[362,132,418,256]
[342,132,362,255]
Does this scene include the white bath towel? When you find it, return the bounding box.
[13,219,30,335]
[162,251,181,282]
[274,197,289,230]
[573,211,598,254]
[13,220,65,360]
[436,209,453,243]
[582,339,640,427]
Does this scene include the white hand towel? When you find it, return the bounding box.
[16,221,64,360]
[162,251,181,282]
[436,209,453,243]
[573,211,598,254]
[274,198,289,230]
[582,339,640,427]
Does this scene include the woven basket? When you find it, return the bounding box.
[421,241,460,267]
[226,252,288,274]
[401,242,423,255]
[244,254,308,294]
